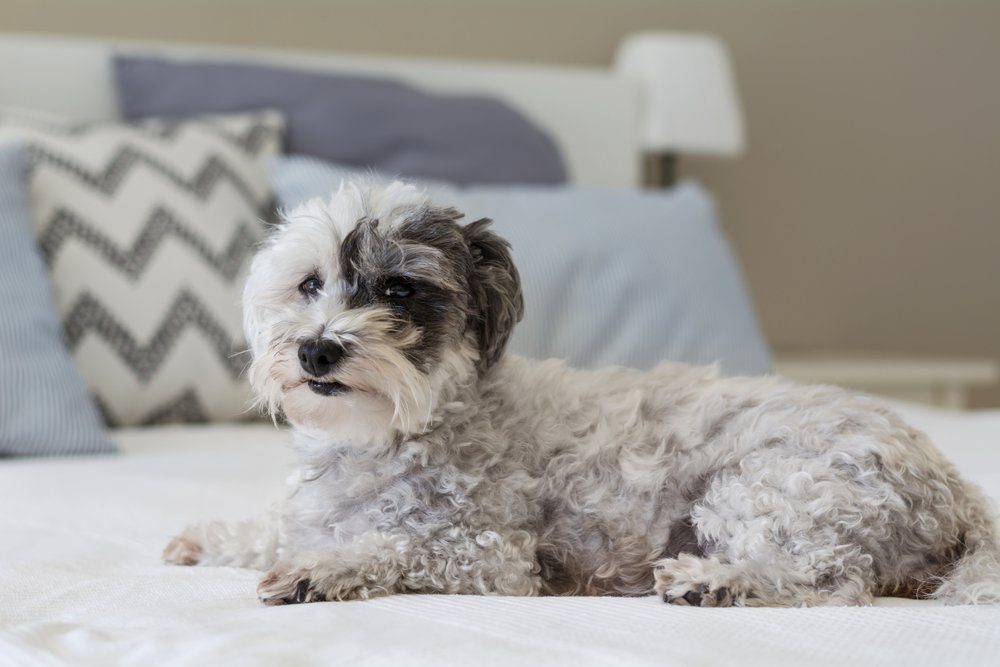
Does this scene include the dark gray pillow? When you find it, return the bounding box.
[114,55,567,186]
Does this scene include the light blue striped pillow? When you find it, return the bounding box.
[0,142,114,456]
[268,156,772,376]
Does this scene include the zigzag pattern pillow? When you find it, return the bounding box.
[0,109,284,426]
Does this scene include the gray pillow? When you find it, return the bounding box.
[114,55,567,186]
[0,142,114,456]
[268,155,772,376]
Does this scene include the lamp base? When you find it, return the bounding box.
[644,152,678,188]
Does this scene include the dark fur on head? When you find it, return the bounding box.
[461,218,524,373]
[337,206,522,374]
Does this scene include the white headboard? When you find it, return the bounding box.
[0,33,642,188]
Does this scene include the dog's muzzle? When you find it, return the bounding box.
[298,339,349,396]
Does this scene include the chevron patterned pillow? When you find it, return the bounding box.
[0,108,284,427]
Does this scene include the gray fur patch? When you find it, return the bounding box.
[663,518,703,559]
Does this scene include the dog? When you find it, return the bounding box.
[165,180,1000,606]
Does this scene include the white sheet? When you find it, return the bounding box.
[2,404,1000,666]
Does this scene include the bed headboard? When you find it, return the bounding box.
[0,33,642,188]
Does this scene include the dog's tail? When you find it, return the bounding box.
[932,487,1000,605]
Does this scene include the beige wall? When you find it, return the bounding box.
[3,0,999,404]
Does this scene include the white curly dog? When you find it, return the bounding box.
[165,181,1000,607]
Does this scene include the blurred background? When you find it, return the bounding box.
[3,0,998,406]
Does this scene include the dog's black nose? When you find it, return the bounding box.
[298,339,344,377]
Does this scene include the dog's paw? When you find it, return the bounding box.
[258,561,391,605]
[163,535,202,566]
[258,567,328,606]
[654,554,742,607]
[660,581,735,607]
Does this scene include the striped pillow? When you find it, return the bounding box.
[0,109,284,427]
[0,141,114,456]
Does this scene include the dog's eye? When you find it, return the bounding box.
[384,282,413,299]
[298,275,323,297]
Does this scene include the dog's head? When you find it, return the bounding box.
[243,181,522,443]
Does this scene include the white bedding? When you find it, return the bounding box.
[2,402,1000,666]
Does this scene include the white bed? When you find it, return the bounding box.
[2,401,1000,667]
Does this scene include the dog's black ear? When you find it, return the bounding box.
[461,218,523,374]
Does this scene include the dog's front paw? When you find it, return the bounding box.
[257,569,326,607]
[163,535,202,566]
[654,554,742,607]
[258,566,327,605]
[258,560,390,605]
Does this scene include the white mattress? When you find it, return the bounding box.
[2,402,1000,666]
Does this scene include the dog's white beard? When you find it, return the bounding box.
[251,355,428,448]
[249,322,478,449]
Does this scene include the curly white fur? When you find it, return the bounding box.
[165,181,1000,607]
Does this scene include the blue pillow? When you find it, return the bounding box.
[268,155,772,376]
[0,142,114,456]
[115,55,567,186]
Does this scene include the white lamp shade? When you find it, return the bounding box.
[615,32,745,156]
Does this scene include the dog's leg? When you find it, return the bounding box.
[654,453,883,607]
[257,529,541,605]
[164,508,280,570]
[653,551,875,607]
